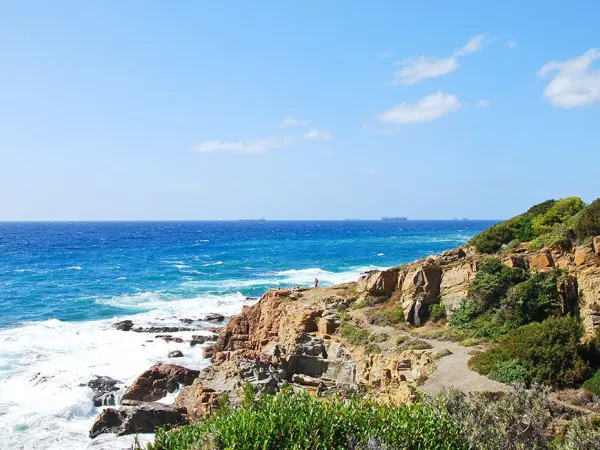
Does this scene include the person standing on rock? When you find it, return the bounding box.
[314,278,319,288]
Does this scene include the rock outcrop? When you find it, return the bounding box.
[122,364,199,402]
[176,383,221,422]
[88,376,121,407]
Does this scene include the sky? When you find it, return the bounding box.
[0,1,599,221]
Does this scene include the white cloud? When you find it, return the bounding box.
[363,169,376,175]
[304,129,332,140]
[538,49,600,108]
[279,117,308,128]
[392,34,487,85]
[191,137,293,154]
[506,40,517,48]
[453,34,487,56]
[393,56,459,85]
[378,91,461,124]
[476,100,491,107]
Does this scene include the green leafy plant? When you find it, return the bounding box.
[582,368,600,395]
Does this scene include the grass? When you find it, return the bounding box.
[145,388,467,450]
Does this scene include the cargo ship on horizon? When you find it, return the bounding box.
[381,216,407,221]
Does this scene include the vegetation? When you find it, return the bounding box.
[368,305,405,326]
[582,368,600,395]
[427,302,446,322]
[469,316,588,387]
[147,388,467,450]
[339,321,387,350]
[469,197,596,254]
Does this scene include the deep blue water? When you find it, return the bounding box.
[0,220,496,329]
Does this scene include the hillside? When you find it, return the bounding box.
[91,197,600,449]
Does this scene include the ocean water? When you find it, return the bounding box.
[0,220,495,449]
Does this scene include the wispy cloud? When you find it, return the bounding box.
[392,34,487,85]
[304,129,332,140]
[279,117,308,128]
[453,34,487,56]
[191,137,293,154]
[475,100,491,107]
[539,49,600,108]
[378,92,461,124]
[505,40,517,48]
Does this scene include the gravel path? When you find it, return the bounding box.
[419,339,510,396]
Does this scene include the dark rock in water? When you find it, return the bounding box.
[156,335,184,343]
[204,313,225,324]
[168,350,184,358]
[122,363,199,402]
[89,403,188,438]
[207,326,223,334]
[112,320,134,331]
[133,326,192,333]
[88,376,121,407]
[179,318,195,324]
[190,334,218,346]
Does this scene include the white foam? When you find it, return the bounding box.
[67,266,82,270]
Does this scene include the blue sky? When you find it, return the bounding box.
[1,1,599,220]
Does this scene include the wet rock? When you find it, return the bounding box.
[168,350,184,358]
[112,320,134,331]
[204,313,225,324]
[133,326,192,333]
[88,376,121,407]
[179,318,195,324]
[89,403,187,438]
[122,364,199,402]
[190,334,217,346]
[156,335,184,343]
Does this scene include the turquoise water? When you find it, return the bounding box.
[0,220,495,449]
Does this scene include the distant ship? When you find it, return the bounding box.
[238,218,266,222]
[381,216,407,221]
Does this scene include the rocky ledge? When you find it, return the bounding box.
[90,238,600,438]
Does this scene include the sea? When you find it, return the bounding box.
[0,220,496,449]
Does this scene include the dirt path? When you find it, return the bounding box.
[419,339,510,396]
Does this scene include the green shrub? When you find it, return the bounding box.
[449,301,484,328]
[529,227,572,251]
[501,270,562,328]
[364,343,382,354]
[384,306,405,325]
[532,197,585,236]
[572,198,600,241]
[148,389,467,450]
[471,316,588,387]
[552,416,600,450]
[582,368,600,395]
[527,199,557,217]
[469,222,515,253]
[339,322,373,346]
[488,359,528,384]
[428,302,446,322]
[468,258,528,309]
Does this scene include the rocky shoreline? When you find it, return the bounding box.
[88,238,600,440]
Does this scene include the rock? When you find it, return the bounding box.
[168,350,184,358]
[203,345,216,359]
[175,383,220,422]
[122,364,199,402]
[88,376,121,407]
[528,251,554,270]
[575,245,595,266]
[317,317,338,335]
[356,268,399,296]
[594,236,600,256]
[204,313,225,324]
[156,335,184,343]
[190,334,217,346]
[439,261,478,316]
[89,403,187,438]
[112,320,133,331]
[292,373,322,387]
[133,326,192,333]
[179,318,195,324]
[504,255,527,269]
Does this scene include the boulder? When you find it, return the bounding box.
[122,364,199,402]
[575,245,595,266]
[112,320,133,331]
[317,317,338,335]
[133,326,192,333]
[156,335,184,343]
[89,403,187,438]
[204,313,225,324]
[594,236,600,256]
[88,376,120,407]
[190,334,217,346]
[356,268,399,296]
[168,350,184,358]
[529,251,554,270]
[175,383,220,422]
[203,345,216,359]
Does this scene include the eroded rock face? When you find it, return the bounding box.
[88,376,120,407]
[529,251,554,270]
[356,268,399,296]
[89,403,187,438]
[122,364,199,402]
[176,384,220,422]
[439,261,479,315]
[594,236,600,256]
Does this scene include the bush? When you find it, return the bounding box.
[467,258,528,309]
[428,302,446,322]
[148,389,467,450]
[582,369,600,395]
[384,306,405,325]
[553,416,600,450]
[572,198,600,241]
[487,359,528,384]
[501,270,562,328]
[531,197,586,236]
[449,300,483,329]
[470,316,588,387]
[469,222,514,253]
